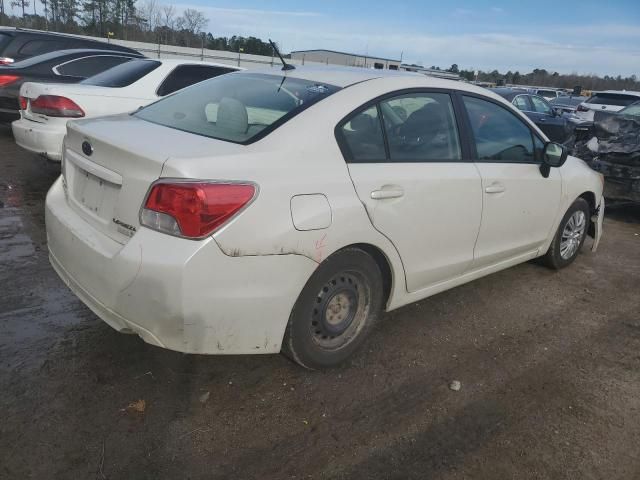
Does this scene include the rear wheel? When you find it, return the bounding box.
[282,248,383,369]
[543,198,590,269]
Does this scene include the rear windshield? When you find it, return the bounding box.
[82,59,161,87]
[587,93,640,106]
[135,72,341,144]
[551,96,586,107]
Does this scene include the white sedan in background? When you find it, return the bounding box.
[45,67,604,369]
[12,58,239,160]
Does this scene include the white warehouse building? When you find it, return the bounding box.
[290,49,401,70]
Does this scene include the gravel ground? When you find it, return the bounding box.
[1,123,639,480]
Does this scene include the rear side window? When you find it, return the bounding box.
[135,72,340,144]
[463,95,535,163]
[339,92,461,163]
[340,106,386,162]
[82,59,161,87]
[587,93,639,107]
[380,92,461,161]
[56,55,132,78]
[156,65,237,96]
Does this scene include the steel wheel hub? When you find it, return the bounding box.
[310,272,365,349]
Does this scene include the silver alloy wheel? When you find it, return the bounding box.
[560,210,586,260]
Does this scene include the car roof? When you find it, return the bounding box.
[154,58,241,69]
[8,48,141,67]
[247,65,420,88]
[489,87,529,100]
[592,90,640,97]
[0,26,113,42]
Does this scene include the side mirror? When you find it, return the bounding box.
[553,107,562,117]
[540,142,568,178]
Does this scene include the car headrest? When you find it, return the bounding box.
[216,97,248,135]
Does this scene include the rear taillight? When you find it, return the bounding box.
[19,96,27,110]
[0,74,20,87]
[0,57,14,65]
[577,104,589,112]
[140,182,256,239]
[30,95,84,117]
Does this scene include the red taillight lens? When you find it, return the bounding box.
[0,57,15,65]
[19,96,27,110]
[0,74,20,87]
[577,104,589,112]
[30,95,84,117]
[141,182,256,238]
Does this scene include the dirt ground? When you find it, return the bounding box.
[1,123,639,480]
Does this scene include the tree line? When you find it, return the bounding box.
[1,2,637,91]
[0,0,276,55]
[442,64,639,92]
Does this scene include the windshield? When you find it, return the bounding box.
[551,96,586,107]
[587,93,640,107]
[82,59,161,87]
[537,90,556,97]
[135,72,341,144]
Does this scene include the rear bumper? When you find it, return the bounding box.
[12,117,65,161]
[45,177,317,354]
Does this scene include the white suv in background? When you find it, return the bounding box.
[575,90,640,121]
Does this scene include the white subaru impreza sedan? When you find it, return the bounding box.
[45,67,604,369]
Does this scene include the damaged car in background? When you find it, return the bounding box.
[572,101,640,203]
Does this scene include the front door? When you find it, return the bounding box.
[529,95,569,143]
[339,91,482,293]
[460,94,562,269]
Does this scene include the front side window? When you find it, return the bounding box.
[379,92,461,161]
[531,96,553,115]
[463,95,535,163]
[56,55,132,78]
[135,72,340,144]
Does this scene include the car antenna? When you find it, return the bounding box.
[269,39,295,71]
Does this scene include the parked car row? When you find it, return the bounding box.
[12,58,238,160]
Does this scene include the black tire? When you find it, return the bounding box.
[543,198,590,270]
[282,248,384,369]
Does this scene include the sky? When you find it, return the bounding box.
[10,0,640,76]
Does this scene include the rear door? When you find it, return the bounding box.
[460,94,561,269]
[341,90,482,292]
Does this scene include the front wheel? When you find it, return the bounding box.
[282,248,384,369]
[543,198,590,269]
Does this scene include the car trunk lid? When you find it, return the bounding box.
[63,114,245,244]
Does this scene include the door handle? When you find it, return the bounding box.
[485,184,506,194]
[371,188,404,200]
[539,117,546,122]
